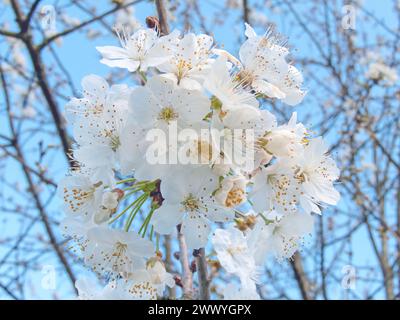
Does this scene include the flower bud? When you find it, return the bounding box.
[259,129,300,158]
[214,175,247,208]
[145,16,160,30]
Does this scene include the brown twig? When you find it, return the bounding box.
[194,248,210,300]
[155,0,170,35]
[177,225,193,299]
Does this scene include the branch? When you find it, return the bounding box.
[10,0,24,28]
[290,253,312,300]
[1,148,57,187]
[0,63,77,293]
[37,0,144,51]
[242,0,250,23]
[0,29,21,39]
[194,248,210,300]
[164,235,176,299]
[0,282,18,300]
[155,0,170,35]
[177,225,193,299]
[23,0,42,32]
[23,39,73,164]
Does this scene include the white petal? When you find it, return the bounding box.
[244,23,257,38]
[178,77,203,91]
[96,46,129,60]
[151,203,183,235]
[100,58,140,72]
[81,74,109,101]
[181,213,210,249]
[252,79,286,99]
[74,145,114,168]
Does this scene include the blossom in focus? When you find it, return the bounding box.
[212,226,258,289]
[216,23,306,106]
[57,174,103,221]
[156,32,215,90]
[84,228,154,275]
[96,28,173,72]
[247,212,314,262]
[58,23,341,300]
[152,167,234,249]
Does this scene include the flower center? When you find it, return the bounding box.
[225,187,245,208]
[63,186,95,214]
[294,167,308,183]
[235,70,254,88]
[93,103,104,115]
[176,59,192,82]
[113,241,128,257]
[102,129,121,151]
[110,135,121,152]
[227,245,246,256]
[129,281,157,300]
[158,107,178,123]
[256,134,273,154]
[182,194,200,212]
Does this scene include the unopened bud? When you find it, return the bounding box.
[173,275,183,287]
[146,16,160,30]
[113,188,124,200]
[209,260,221,270]
[190,260,197,273]
[245,214,257,228]
[150,179,164,207]
[192,249,201,257]
[146,256,162,269]
[235,218,248,231]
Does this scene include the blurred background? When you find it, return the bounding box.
[0,0,399,300]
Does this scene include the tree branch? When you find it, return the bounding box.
[155,0,170,35]
[194,248,210,300]
[177,225,193,299]
[290,253,312,300]
[37,0,144,51]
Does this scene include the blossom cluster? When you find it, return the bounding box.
[58,23,340,300]
[362,51,398,86]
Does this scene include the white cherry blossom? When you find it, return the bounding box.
[217,23,306,106]
[65,74,129,125]
[212,226,258,288]
[57,22,341,300]
[214,175,248,208]
[146,259,175,296]
[255,112,306,159]
[290,137,340,214]
[203,56,260,128]
[96,28,172,72]
[57,174,103,221]
[152,167,234,249]
[84,227,154,275]
[120,75,211,180]
[248,212,314,262]
[156,32,215,90]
